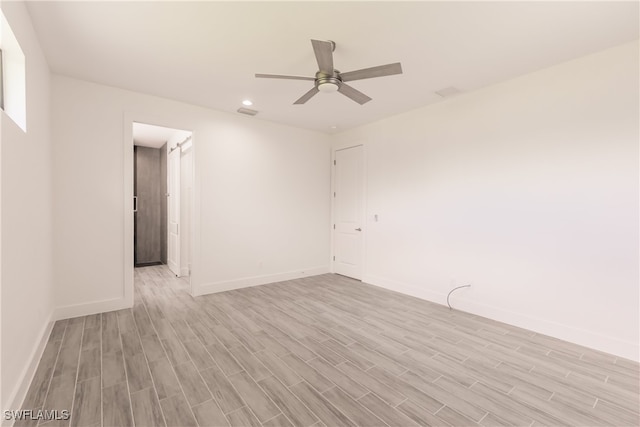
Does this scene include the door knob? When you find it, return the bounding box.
[355,228,362,231]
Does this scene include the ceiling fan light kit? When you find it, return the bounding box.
[317,75,340,93]
[256,39,402,105]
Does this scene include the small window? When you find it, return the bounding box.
[0,48,4,111]
[1,10,26,131]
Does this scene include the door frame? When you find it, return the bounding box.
[167,141,182,276]
[124,111,198,298]
[331,141,367,279]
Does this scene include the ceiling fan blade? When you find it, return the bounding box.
[255,73,315,81]
[340,62,403,82]
[294,86,320,105]
[311,39,334,74]
[338,83,372,105]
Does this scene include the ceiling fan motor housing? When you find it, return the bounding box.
[315,70,341,92]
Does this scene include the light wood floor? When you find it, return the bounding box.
[18,265,640,426]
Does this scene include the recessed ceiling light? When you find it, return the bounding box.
[329,125,338,129]
[242,99,253,106]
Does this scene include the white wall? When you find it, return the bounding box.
[332,41,639,360]
[51,75,331,310]
[0,1,54,412]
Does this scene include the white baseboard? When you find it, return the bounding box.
[3,313,54,427]
[194,265,330,296]
[53,296,132,321]
[363,274,640,362]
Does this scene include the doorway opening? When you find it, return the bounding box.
[132,122,193,279]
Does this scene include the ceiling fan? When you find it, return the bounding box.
[256,39,403,105]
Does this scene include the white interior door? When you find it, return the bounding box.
[333,145,364,280]
[167,146,181,276]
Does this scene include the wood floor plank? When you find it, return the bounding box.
[267,330,317,361]
[279,353,334,393]
[49,320,69,342]
[227,371,280,423]
[205,340,243,376]
[161,333,190,366]
[230,327,265,353]
[298,337,346,366]
[226,407,261,427]
[131,387,166,427]
[347,341,407,375]
[199,365,246,414]
[192,400,230,427]
[148,358,182,401]
[40,373,75,427]
[254,330,292,357]
[435,405,479,426]
[227,344,272,381]
[322,339,375,371]
[263,413,294,427]
[121,331,144,357]
[103,381,134,427]
[173,361,212,407]
[211,325,242,349]
[140,333,166,363]
[400,370,487,421]
[258,376,319,427]
[187,321,219,345]
[70,377,101,427]
[81,327,100,351]
[565,371,640,413]
[335,362,406,407]
[307,357,368,400]
[133,305,156,337]
[435,376,529,426]
[509,385,605,426]
[102,322,122,354]
[20,339,61,411]
[479,412,514,427]
[289,382,356,427]
[322,386,387,426]
[77,348,100,382]
[117,310,137,334]
[182,339,216,371]
[53,324,83,378]
[102,350,127,389]
[170,319,199,344]
[160,394,198,427]
[367,366,445,413]
[397,400,448,427]
[357,392,420,427]
[254,350,303,387]
[593,399,640,426]
[470,381,552,426]
[124,352,153,393]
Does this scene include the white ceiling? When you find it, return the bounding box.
[133,122,191,149]
[26,1,639,133]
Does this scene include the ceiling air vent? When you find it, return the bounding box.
[237,107,258,116]
[435,86,461,98]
